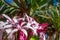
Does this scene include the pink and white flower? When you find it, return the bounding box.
[0,14,48,40]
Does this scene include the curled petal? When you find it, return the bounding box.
[21,22,26,26]
[21,29,28,37]
[13,16,18,23]
[8,29,18,39]
[0,21,7,27]
[2,14,12,22]
[6,29,12,34]
[39,32,46,40]
[24,23,34,31]
[4,25,12,29]
[24,23,37,35]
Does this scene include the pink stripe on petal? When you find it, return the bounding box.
[17,30,26,40]
[39,23,48,28]
[37,23,48,33]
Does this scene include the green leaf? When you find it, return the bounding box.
[30,35,39,40]
[3,7,14,14]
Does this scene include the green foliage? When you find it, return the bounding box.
[30,0,60,31]
[31,0,48,10]
[0,0,16,16]
[31,5,60,31]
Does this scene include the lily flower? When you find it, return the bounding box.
[1,14,28,40]
[24,14,48,40]
[0,14,48,40]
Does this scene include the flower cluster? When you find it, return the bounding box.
[0,14,48,40]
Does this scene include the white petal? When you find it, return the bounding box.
[44,35,46,40]
[24,23,34,30]
[17,24,21,29]
[10,29,18,34]
[25,14,29,18]
[13,17,18,23]
[0,21,8,29]
[8,29,18,38]
[6,29,12,34]
[2,14,12,21]
[33,26,38,29]
[0,21,6,26]
[4,25,12,29]
[33,29,37,36]
[21,22,26,26]
[38,26,43,29]
[21,29,28,37]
